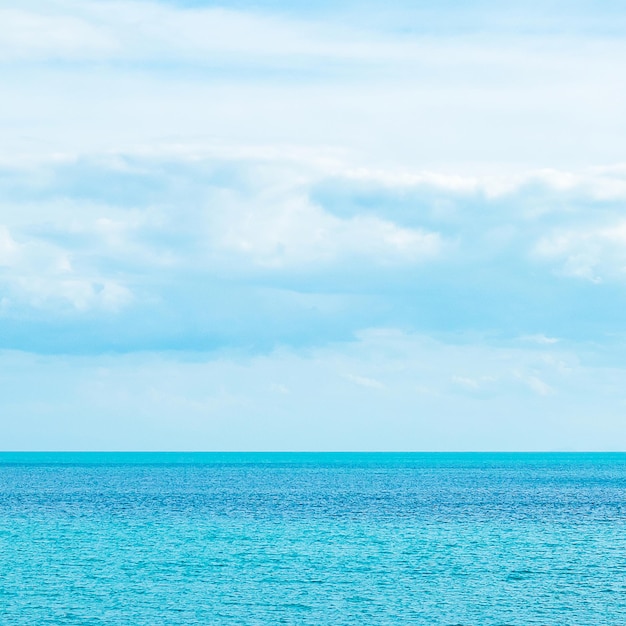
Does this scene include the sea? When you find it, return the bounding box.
[0,452,625,625]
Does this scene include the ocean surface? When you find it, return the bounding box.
[0,453,625,625]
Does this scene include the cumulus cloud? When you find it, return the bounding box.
[209,190,442,270]
[534,221,626,282]
[3,152,626,352]
[0,221,132,314]
[314,163,626,284]
[0,153,446,310]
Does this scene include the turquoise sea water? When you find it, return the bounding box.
[1,453,625,624]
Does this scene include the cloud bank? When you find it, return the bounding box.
[2,0,626,448]
[2,154,626,354]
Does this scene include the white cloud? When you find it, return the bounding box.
[515,372,553,396]
[345,373,386,390]
[210,191,442,269]
[0,222,133,313]
[0,225,19,266]
[6,152,626,323]
[0,153,450,317]
[534,221,626,282]
[451,375,496,392]
[2,3,626,170]
[13,276,133,313]
[521,334,560,345]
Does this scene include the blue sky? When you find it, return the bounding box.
[2,0,626,449]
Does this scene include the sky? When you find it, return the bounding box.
[2,0,626,450]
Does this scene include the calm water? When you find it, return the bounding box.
[0,453,625,625]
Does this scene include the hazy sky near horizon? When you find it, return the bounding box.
[2,0,626,449]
